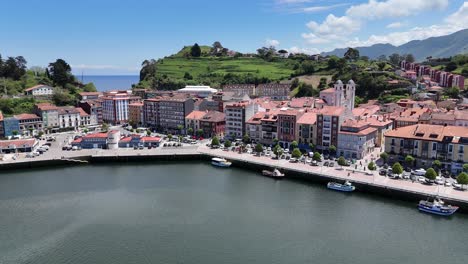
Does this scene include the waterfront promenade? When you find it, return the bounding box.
[2,135,468,207]
[198,146,468,204]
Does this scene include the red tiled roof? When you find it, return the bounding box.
[319,106,345,116]
[297,112,317,124]
[186,111,207,120]
[83,133,108,139]
[320,88,335,93]
[76,107,89,117]
[0,139,36,148]
[36,103,58,111]
[339,127,377,136]
[24,85,52,92]
[201,111,225,123]
[79,92,101,96]
[385,124,468,142]
[13,113,41,120]
[142,136,161,142]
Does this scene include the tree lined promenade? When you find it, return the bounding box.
[198,145,468,205]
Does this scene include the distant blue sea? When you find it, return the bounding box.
[75,75,140,92]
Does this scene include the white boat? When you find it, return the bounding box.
[211,157,232,168]
[262,168,285,179]
[327,181,356,192]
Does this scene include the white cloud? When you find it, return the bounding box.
[288,46,320,55]
[343,2,468,47]
[289,3,349,13]
[386,22,404,29]
[346,0,448,20]
[265,38,280,47]
[300,0,459,50]
[306,14,360,36]
[445,1,468,26]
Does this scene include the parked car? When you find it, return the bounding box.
[402,172,411,179]
[289,158,298,163]
[328,162,335,167]
[413,168,426,176]
[404,167,412,172]
[379,169,386,176]
[435,179,445,185]
[26,152,35,158]
[311,160,319,166]
[389,173,401,179]
[323,161,329,167]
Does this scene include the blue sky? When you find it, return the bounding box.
[1,0,467,75]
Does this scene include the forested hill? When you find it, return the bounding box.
[322,28,468,61]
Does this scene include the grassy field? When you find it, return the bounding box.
[156,56,295,81]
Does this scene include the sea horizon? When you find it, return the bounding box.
[75,75,140,92]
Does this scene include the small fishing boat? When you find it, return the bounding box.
[262,168,284,179]
[418,197,458,216]
[327,181,355,192]
[211,157,232,168]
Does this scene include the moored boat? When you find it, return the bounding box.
[262,168,284,179]
[418,197,458,216]
[211,157,232,168]
[327,181,355,192]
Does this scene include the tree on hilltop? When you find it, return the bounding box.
[49,59,74,87]
[191,43,201,57]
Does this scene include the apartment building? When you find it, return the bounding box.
[277,108,303,149]
[101,90,141,124]
[58,107,80,129]
[296,112,317,149]
[337,119,377,159]
[224,101,257,140]
[78,100,103,125]
[384,124,468,174]
[256,83,291,100]
[143,95,194,133]
[13,114,43,136]
[316,106,346,151]
[34,103,59,130]
[222,84,256,97]
[185,111,207,134]
[128,102,144,127]
[199,111,225,138]
[24,85,54,97]
[158,96,194,133]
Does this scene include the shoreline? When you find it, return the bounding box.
[2,145,468,212]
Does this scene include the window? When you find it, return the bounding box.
[432,142,437,151]
[449,144,453,152]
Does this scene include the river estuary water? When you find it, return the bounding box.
[0,162,467,264]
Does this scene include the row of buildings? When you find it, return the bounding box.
[400,60,465,89]
[222,83,291,100]
[0,103,99,138]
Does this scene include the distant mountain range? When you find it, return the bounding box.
[321,28,468,61]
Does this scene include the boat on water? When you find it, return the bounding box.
[418,197,458,216]
[211,157,232,168]
[262,168,285,179]
[327,181,355,192]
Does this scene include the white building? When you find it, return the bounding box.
[58,107,80,129]
[24,85,54,97]
[319,80,356,110]
[177,86,218,98]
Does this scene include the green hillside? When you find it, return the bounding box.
[136,44,334,90]
[157,57,295,81]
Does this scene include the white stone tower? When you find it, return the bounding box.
[333,79,355,110]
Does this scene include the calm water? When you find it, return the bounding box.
[1,162,467,264]
[76,75,139,91]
